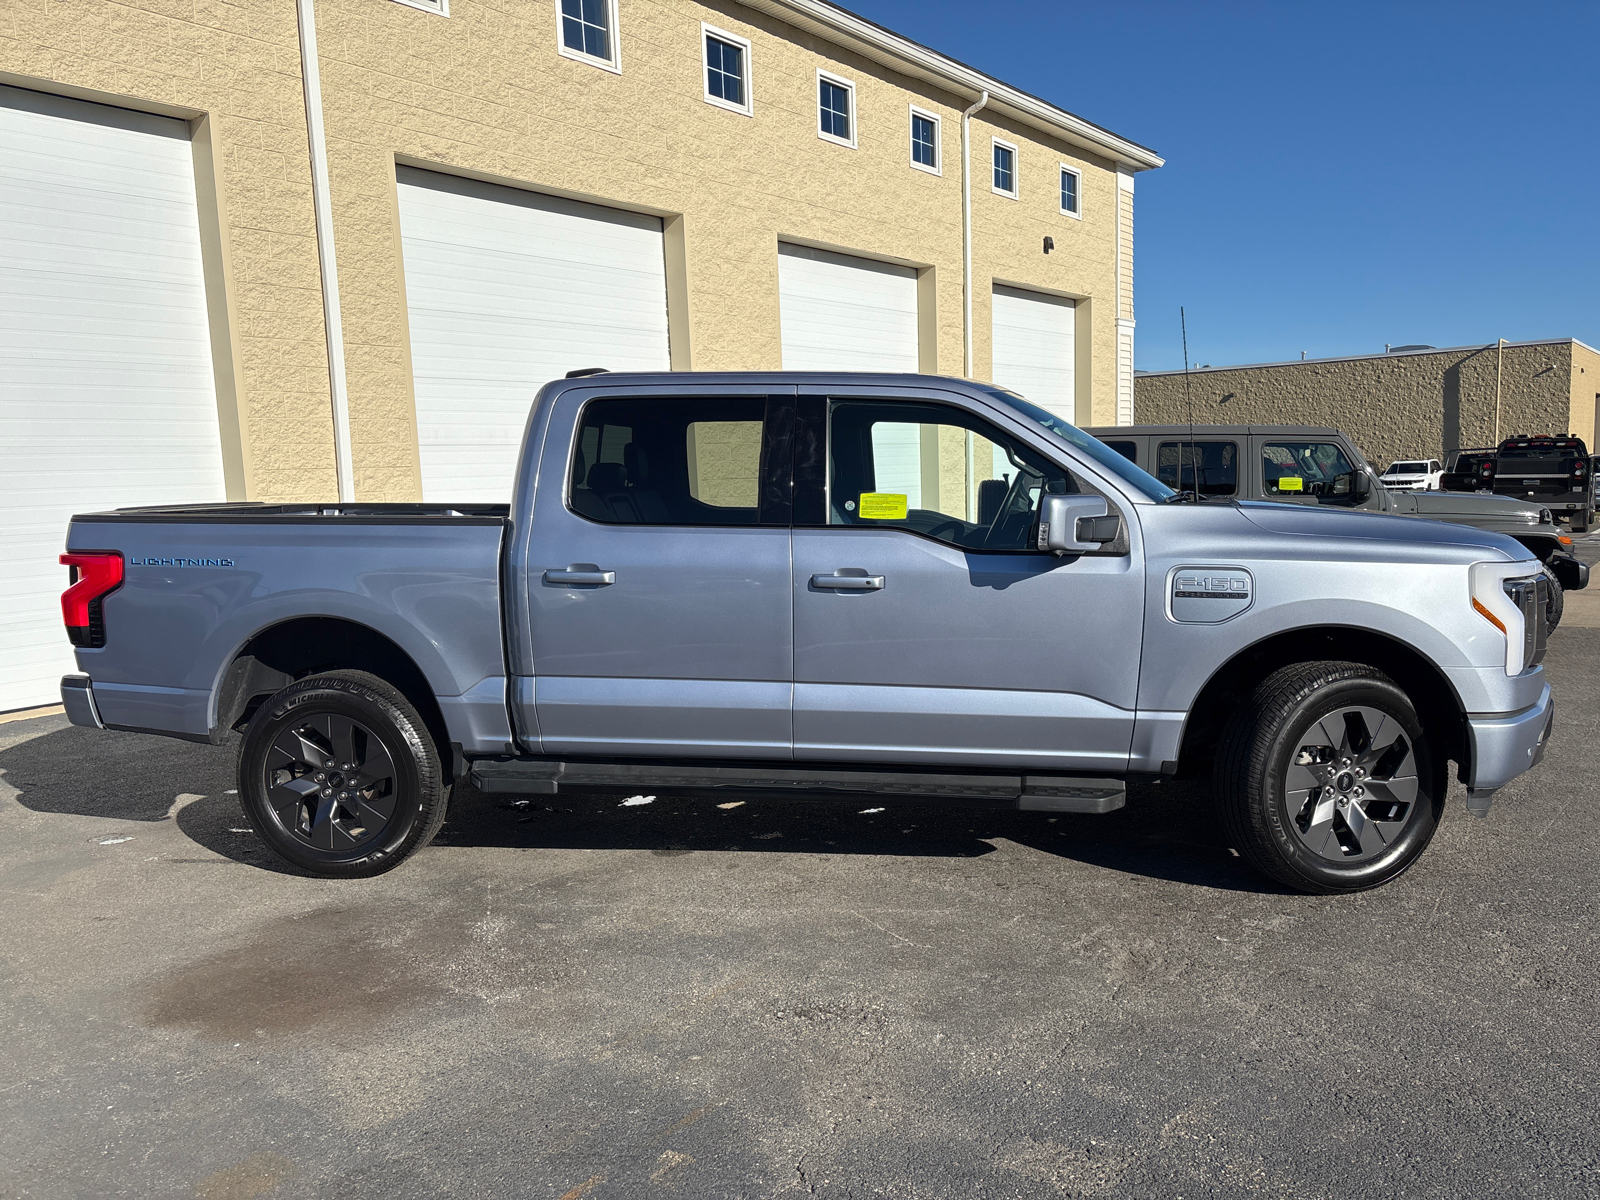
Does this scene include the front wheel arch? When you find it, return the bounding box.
[1176,627,1465,782]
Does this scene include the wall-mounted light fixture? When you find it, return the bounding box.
[1042,236,1054,254]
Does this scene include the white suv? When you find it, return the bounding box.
[1381,458,1443,491]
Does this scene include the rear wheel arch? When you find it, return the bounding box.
[1176,626,1465,779]
[213,617,450,766]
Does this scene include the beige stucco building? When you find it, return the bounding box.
[1,0,1160,505]
[1133,339,1600,469]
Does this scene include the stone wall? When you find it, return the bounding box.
[1133,342,1588,467]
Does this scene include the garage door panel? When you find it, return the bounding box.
[991,284,1075,422]
[777,243,919,373]
[1,85,224,712]
[398,166,671,503]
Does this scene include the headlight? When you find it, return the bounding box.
[1470,562,1545,674]
[1540,508,1554,525]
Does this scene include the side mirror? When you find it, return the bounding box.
[1351,470,1373,501]
[1038,494,1120,555]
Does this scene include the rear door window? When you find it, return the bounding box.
[1157,440,1237,496]
[569,397,785,526]
[1261,441,1357,502]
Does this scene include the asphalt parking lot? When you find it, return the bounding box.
[5,598,1600,1197]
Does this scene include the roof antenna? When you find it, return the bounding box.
[1181,306,1197,502]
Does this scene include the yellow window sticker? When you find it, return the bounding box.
[858,493,908,520]
[1278,476,1304,492]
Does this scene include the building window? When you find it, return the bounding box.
[390,0,448,14]
[1059,165,1081,217]
[992,139,1017,197]
[702,25,751,114]
[559,0,618,70]
[909,106,940,174]
[817,71,855,147]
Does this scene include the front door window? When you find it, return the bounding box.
[1261,441,1358,503]
[824,400,1073,551]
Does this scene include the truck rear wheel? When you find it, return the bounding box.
[1215,661,1443,894]
[237,670,448,877]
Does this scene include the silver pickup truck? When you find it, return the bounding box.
[57,373,1554,893]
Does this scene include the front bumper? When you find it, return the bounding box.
[1463,684,1554,814]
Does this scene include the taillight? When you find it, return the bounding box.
[60,552,124,648]
[1573,460,1587,478]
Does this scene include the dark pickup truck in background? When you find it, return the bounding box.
[1486,436,1594,532]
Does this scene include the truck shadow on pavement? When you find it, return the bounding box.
[1,720,1286,893]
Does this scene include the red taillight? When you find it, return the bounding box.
[1573,461,1587,477]
[60,552,123,648]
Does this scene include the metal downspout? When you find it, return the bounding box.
[961,90,989,379]
[296,0,355,503]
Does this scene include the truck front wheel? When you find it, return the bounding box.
[1216,662,1443,894]
[237,670,448,877]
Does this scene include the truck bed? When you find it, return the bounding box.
[64,502,513,755]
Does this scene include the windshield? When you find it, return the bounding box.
[981,387,1176,501]
[1387,461,1427,474]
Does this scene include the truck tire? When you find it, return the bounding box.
[1572,510,1592,535]
[1541,564,1564,633]
[236,670,448,878]
[1215,661,1443,894]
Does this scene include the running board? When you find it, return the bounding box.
[467,758,1126,814]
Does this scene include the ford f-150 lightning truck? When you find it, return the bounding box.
[57,373,1555,893]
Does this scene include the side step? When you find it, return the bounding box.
[468,758,1125,814]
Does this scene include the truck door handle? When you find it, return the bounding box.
[811,571,884,590]
[544,566,615,586]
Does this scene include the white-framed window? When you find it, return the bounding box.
[702,24,752,115]
[909,105,940,175]
[1059,163,1082,218]
[391,0,448,14]
[557,0,620,72]
[817,70,856,148]
[991,138,1017,198]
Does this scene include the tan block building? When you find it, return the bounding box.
[1133,339,1600,470]
[0,0,1159,709]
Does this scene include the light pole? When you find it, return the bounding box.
[1493,338,1507,445]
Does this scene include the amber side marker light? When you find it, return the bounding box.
[1472,596,1507,634]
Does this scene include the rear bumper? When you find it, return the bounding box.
[1463,684,1554,812]
[60,674,103,729]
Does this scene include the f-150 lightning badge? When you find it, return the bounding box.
[1169,567,1253,624]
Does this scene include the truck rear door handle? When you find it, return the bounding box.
[811,571,884,590]
[544,567,615,586]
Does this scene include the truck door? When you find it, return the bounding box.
[789,390,1145,772]
[519,389,795,759]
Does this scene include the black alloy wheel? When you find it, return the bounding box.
[237,670,448,877]
[265,712,398,851]
[1282,705,1418,863]
[1216,661,1443,894]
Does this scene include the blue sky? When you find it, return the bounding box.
[848,0,1599,372]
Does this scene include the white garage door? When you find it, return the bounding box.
[0,86,224,713]
[991,284,1076,422]
[397,168,672,502]
[777,244,920,373]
